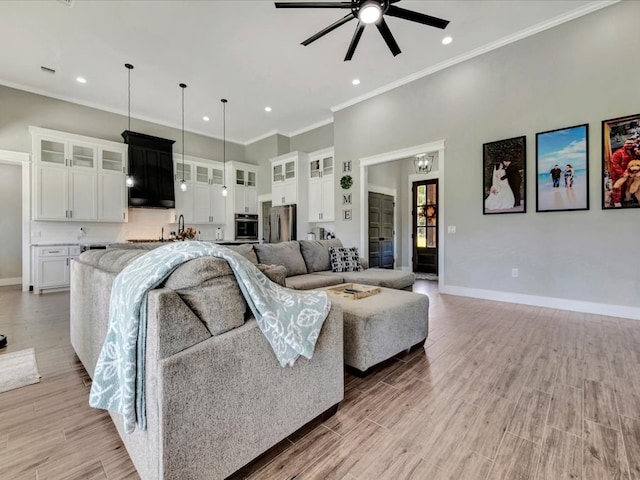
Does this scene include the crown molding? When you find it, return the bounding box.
[287,117,334,138]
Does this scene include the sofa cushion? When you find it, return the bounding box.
[257,264,287,287]
[253,241,307,277]
[285,273,345,290]
[78,249,147,274]
[329,247,363,273]
[340,269,415,290]
[162,257,249,335]
[225,244,259,265]
[299,239,344,273]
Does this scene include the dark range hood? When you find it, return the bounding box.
[122,131,175,209]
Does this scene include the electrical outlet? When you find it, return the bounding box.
[512,268,519,278]
[447,226,456,234]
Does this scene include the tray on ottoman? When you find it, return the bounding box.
[326,283,381,300]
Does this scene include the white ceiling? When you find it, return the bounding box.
[0,0,613,145]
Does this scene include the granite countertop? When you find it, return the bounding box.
[31,242,79,246]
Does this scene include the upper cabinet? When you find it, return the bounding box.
[308,148,335,223]
[229,162,258,214]
[271,152,308,207]
[173,157,226,224]
[31,127,127,222]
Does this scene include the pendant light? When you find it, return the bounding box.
[125,63,134,187]
[221,98,228,197]
[179,83,188,192]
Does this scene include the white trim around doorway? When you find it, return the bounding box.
[0,149,31,291]
[359,140,445,287]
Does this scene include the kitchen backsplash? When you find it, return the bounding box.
[30,208,225,244]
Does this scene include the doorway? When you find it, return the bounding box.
[368,191,394,269]
[412,179,438,274]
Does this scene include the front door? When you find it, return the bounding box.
[368,191,394,269]
[413,179,438,274]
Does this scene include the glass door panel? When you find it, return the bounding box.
[247,171,256,187]
[40,139,65,165]
[211,168,223,185]
[71,144,95,168]
[101,149,123,172]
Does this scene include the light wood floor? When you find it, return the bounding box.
[1,282,640,480]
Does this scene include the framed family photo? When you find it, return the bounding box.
[483,135,526,215]
[602,113,640,209]
[536,124,589,212]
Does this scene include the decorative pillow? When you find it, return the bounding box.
[329,246,363,273]
[254,241,308,277]
[299,239,344,273]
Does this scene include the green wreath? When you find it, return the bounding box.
[340,175,353,190]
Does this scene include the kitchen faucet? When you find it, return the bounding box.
[178,214,185,236]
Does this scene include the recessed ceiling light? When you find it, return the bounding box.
[352,78,360,85]
[76,77,87,84]
[442,36,453,45]
[265,106,272,112]
[202,116,210,122]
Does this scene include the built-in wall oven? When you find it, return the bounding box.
[235,214,259,241]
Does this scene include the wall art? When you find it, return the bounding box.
[483,135,526,214]
[602,113,640,209]
[536,124,589,212]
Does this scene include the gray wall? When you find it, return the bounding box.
[246,135,280,195]
[0,163,22,280]
[290,123,334,153]
[333,1,639,308]
[247,127,333,196]
[0,85,245,163]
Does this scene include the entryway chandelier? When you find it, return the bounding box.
[414,153,435,174]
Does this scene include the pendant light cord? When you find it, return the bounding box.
[180,83,186,182]
[125,63,133,131]
[222,98,228,187]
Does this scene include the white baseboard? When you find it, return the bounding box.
[0,277,22,287]
[440,285,640,321]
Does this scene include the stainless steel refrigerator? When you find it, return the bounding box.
[268,204,296,243]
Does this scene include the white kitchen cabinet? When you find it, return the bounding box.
[308,148,334,222]
[180,159,226,224]
[228,162,258,214]
[271,154,298,207]
[174,160,195,222]
[34,245,81,293]
[98,146,128,221]
[31,127,128,222]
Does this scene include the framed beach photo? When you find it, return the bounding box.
[536,124,589,212]
[483,135,526,215]
[602,113,640,209]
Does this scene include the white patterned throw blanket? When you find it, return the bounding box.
[89,242,331,433]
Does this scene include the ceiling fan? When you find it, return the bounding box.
[274,0,450,61]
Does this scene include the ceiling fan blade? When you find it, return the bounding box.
[301,13,356,46]
[376,18,401,56]
[275,2,351,8]
[386,5,450,29]
[344,22,365,61]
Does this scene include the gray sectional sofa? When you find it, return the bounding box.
[69,239,418,479]
[254,239,416,291]
[70,246,344,480]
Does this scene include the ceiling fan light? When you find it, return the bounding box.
[359,1,381,24]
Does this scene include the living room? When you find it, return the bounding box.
[1,1,639,479]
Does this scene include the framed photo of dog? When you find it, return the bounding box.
[536,124,589,212]
[483,135,526,214]
[602,113,640,209]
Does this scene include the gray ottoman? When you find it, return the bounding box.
[323,285,429,374]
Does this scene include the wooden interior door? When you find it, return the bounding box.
[368,192,394,269]
[413,179,438,274]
